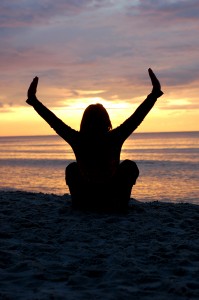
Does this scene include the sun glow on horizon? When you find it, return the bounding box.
[0,93,199,136]
[54,96,135,131]
[61,97,132,111]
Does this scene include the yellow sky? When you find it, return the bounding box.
[1,91,198,136]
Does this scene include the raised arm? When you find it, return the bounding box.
[113,69,163,141]
[26,77,78,144]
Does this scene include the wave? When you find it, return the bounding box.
[0,158,197,168]
[122,148,199,153]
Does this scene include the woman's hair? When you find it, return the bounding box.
[80,103,112,135]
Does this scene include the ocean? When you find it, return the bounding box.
[0,132,198,204]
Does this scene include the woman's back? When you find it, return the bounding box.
[73,131,122,183]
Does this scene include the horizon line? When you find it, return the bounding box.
[0,130,198,138]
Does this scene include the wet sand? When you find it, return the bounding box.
[1,191,199,299]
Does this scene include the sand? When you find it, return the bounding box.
[1,191,199,300]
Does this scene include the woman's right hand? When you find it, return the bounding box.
[26,76,39,105]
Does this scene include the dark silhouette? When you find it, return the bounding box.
[26,68,163,211]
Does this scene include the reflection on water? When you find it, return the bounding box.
[0,132,198,204]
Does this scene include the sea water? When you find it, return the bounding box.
[0,132,198,204]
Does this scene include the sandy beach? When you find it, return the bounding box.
[1,191,199,299]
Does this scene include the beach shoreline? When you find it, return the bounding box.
[1,190,199,299]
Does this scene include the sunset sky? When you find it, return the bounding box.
[0,0,199,136]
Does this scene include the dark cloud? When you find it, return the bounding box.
[0,0,198,116]
[127,0,199,21]
[0,1,84,27]
[0,0,113,28]
[161,65,199,86]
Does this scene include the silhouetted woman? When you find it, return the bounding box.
[26,68,163,211]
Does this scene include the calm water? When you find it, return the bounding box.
[0,132,198,204]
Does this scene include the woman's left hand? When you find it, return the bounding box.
[148,68,163,97]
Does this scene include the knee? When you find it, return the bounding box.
[118,160,139,186]
[120,160,139,177]
[65,162,78,185]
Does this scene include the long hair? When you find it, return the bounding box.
[80,103,112,135]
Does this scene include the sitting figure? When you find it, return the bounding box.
[26,68,163,211]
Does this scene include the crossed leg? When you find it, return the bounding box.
[65,159,139,211]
